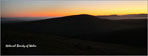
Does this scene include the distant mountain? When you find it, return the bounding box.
[120,14,147,17]
[1,17,51,24]
[4,14,109,34]
[97,14,147,20]
[97,14,147,17]
[2,14,147,46]
[9,14,145,33]
[1,17,27,23]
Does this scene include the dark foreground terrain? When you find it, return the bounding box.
[2,14,147,55]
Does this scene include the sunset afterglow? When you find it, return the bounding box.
[1,0,147,17]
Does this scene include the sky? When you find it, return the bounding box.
[1,0,147,17]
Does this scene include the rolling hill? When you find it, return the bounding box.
[2,14,147,55]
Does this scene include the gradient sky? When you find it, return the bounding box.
[1,0,147,17]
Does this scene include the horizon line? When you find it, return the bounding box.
[1,13,147,18]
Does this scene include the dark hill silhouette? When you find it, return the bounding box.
[2,14,147,46]
[4,14,110,34]
[2,14,147,55]
[36,14,108,24]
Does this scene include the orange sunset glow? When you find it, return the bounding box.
[1,0,147,17]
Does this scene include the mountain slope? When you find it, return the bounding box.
[2,30,146,55]
[2,14,147,46]
[2,14,147,55]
